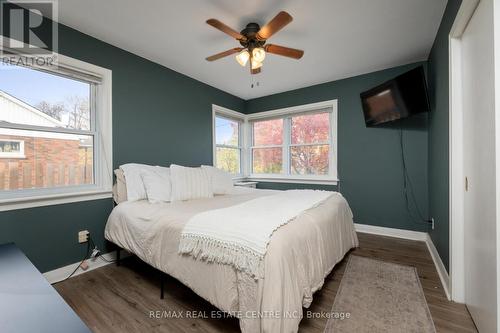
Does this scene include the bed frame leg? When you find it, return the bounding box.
[160,273,164,299]
[116,248,121,266]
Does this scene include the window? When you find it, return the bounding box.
[0,65,94,191]
[290,112,330,176]
[212,100,338,185]
[0,139,24,158]
[213,106,244,175]
[251,119,283,174]
[250,106,336,182]
[0,51,112,210]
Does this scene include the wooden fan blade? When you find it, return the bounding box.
[256,11,293,40]
[251,67,261,75]
[206,19,246,40]
[265,44,304,59]
[206,47,244,61]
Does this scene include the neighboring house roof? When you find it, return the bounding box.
[0,90,81,141]
[0,90,66,128]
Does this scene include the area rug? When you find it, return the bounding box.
[324,255,436,333]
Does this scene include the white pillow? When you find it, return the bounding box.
[201,165,234,195]
[113,169,128,203]
[141,167,172,203]
[170,164,213,201]
[119,163,162,201]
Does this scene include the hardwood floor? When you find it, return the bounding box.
[54,233,477,332]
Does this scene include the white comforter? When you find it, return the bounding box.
[105,188,358,333]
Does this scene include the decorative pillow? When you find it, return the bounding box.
[201,165,234,195]
[141,167,172,203]
[119,163,162,201]
[113,169,128,203]
[170,164,213,201]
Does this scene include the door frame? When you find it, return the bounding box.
[449,0,480,303]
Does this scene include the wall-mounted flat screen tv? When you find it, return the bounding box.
[360,66,430,127]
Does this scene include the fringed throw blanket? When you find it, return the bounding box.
[178,190,334,278]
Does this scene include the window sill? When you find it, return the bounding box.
[0,155,26,159]
[246,176,339,186]
[232,176,246,182]
[0,189,112,212]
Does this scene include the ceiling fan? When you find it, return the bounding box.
[205,11,304,75]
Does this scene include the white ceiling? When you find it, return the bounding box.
[56,0,447,100]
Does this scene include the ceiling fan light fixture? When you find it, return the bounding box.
[252,47,266,63]
[251,58,263,70]
[205,11,303,75]
[235,50,250,67]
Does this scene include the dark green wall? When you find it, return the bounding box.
[427,0,462,271]
[245,62,430,233]
[0,21,244,273]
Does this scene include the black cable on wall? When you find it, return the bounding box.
[399,127,433,226]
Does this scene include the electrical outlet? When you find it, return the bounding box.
[78,230,89,243]
[430,218,435,230]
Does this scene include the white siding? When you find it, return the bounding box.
[0,91,64,128]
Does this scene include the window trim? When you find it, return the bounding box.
[212,100,338,185]
[212,105,246,178]
[0,50,113,212]
[0,139,25,158]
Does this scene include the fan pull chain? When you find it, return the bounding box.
[251,76,260,89]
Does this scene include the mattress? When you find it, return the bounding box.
[104,187,358,333]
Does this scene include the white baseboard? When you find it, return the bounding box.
[43,250,129,284]
[354,223,450,299]
[354,223,428,241]
[425,234,451,300]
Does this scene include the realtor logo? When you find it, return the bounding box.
[0,0,58,66]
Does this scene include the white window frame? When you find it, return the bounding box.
[211,100,338,185]
[212,105,246,179]
[0,139,25,158]
[248,100,338,185]
[250,118,285,175]
[0,47,113,211]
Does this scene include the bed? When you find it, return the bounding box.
[105,185,358,333]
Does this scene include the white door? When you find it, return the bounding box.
[462,0,498,331]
